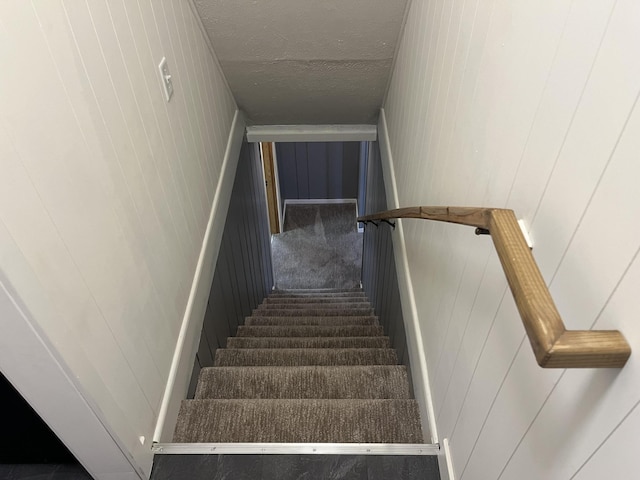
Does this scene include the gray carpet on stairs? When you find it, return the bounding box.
[263,296,368,304]
[214,348,398,366]
[258,302,373,310]
[271,203,362,290]
[227,336,390,349]
[174,399,423,443]
[252,307,375,316]
[268,291,365,298]
[283,203,357,234]
[194,366,411,399]
[173,288,423,444]
[237,325,384,337]
[245,316,379,326]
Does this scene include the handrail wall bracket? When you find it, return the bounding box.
[358,206,631,369]
[359,219,396,230]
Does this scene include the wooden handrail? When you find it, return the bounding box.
[358,207,631,368]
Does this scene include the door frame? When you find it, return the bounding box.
[259,142,281,234]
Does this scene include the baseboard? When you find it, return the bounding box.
[377,108,439,444]
[153,110,246,443]
[439,438,456,480]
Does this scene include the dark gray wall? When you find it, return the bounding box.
[275,142,361,207]
[188,141,273,398]
[361,142,411,371]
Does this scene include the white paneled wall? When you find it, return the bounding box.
[0,0,235,476]
[383,0,640,478]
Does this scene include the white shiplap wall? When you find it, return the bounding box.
[0,0,236,476]
[383,0,640,478]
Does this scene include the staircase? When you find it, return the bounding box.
[173,287,423,444]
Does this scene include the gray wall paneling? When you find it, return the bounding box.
[361,141,412,387]
[188,141,273,398]
[275,142,361,209]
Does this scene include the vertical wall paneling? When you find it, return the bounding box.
[361,142,413,388]
[382,0,640,477]
[0,1,237,476]
[191,141,274,386]
[275,142,361,207]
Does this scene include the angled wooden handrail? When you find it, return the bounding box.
[358,207,631,368]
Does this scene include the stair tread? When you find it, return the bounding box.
[227,336,390,349]
[214,348,398,366]
[173,399,423,443]
[268,292,367,299]
[237,325,384,337]
[194,365,410,399]
[251,308,375,317]
[245,316,379,326]
[263,297,369,304]
[273,288,364,293]
[258,302,372,309]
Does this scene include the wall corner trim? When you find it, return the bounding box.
[439,438,456,480]
[377,108,439,443]
[0,275,144,480]
[153,110,246,443]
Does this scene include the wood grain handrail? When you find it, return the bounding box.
[358,207,631,368]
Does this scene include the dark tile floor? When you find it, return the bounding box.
[150,454,440,480]
[0,464,92,480]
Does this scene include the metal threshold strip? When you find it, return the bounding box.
[152,442,440,455]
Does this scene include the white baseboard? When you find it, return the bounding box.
[439,438,456,480]
[153,110,246,443]
[377,108,439,444]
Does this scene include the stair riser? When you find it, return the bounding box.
[214,348,398,367]
[174,399,423,443]
[226,337,391,349]
[252,309,375,317]
[263,297,369,304]
[236,325,384,337]
[194,366,410,400]
[258,303,372,310]
[273,288,363,294]
[268,292,367,299]
[245,317,379,326]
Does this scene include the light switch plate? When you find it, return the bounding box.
[158,57,173,101]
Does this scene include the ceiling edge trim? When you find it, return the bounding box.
[246,125,378,143]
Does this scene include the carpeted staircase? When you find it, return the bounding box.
[173,288,423,444]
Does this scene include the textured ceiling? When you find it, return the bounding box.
[193,0,408,125]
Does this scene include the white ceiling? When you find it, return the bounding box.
[193,0,409,125]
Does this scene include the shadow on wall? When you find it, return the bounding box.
[0,372,83,465]
[361,141,412,384]
[186,142,274,399]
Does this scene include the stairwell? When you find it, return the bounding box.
[173,287,424,444]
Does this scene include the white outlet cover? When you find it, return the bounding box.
[158,57,173,102]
